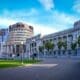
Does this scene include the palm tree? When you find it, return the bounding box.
[71,42,77,56]
[57,40,63,56]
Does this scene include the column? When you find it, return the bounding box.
[15,44,16,55]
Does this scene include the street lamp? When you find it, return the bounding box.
[21,42,24,64]
[37,40,41,60]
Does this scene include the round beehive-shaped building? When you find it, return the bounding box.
[7,22,34,45]
[5,22,34,56]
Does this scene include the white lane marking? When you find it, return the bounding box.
[25,64,58,68]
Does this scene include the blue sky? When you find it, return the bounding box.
[0,0,80,35]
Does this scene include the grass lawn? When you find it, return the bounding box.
[0,59,40,68]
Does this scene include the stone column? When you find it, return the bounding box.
[14,44,16,55]
[29,44,31,59]
[7,45,9,56]
[56,36,58,56]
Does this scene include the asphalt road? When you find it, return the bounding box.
[0,58,80,80]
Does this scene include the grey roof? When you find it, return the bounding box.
[42,26,80,39]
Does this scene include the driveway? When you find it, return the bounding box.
[0,58,80,80]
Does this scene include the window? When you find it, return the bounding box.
[50,39,52,42]
[43,40,46,43]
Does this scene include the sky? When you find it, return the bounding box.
[0,0,80,35]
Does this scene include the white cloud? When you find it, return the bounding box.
[1,8,38,19]
[52,11,78,27]
[0,8,39,27]
[38,0,54,11]
[72,0,80,13]
[0,17,57,35]
[0,9,79,36]
[0,17,17,27]
[30,24,57,36]
[32,11,79,35]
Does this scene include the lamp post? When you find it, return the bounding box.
[37,44,39,60]
[37,40,41,60]
[44,49,46,60]
[21,42,24,64]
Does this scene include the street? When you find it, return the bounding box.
[0,58,80,80]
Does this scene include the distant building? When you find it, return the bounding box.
[0,29,9,58]
[26,34,41,59]
[1,20,80,58]
[7,22,33,45]
[5,22,34,57]
[42,20,80,51]
[25,20,80,58]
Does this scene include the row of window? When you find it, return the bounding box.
[9,28,33,32]
[9,36,30,39]
[9,38,26,41]
[43,37,74,44]
[30,43,36,47]
[10,30,33,34]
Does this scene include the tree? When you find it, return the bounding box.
[39,46,44,53]
[32,53,37,60]
[71,42,77,56]
[77,36,80,47]
[57,40,63,55]
[44,41,55,54]
[63,41,67,55]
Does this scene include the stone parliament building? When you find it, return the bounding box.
[0,20,80,58]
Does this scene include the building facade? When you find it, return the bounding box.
[0,20,80,58]
[5,22,34,57]
[26,20,80,58]
[26,34,41,59]
[42,20,80,56]
[0,29,9,58]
